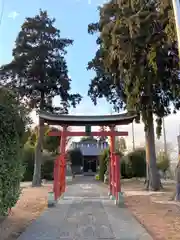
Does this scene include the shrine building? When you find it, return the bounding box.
[69,137,109,175]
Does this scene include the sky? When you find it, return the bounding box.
[0,0,180,160]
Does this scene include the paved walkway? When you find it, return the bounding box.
[18,176,152,240]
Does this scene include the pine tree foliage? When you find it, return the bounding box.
[88,1,179,132]
[0,10,82,113]
[88,0,180,190]
[98,126,108,142]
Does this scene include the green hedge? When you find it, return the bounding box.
[121,148,146,178]
[99,148,109,181]
[157,151,170,173]
[121,157,133,178]
[99,148,147,181]
[41,159,54,180]
[0,99,25,216]
[22,143,35,181]
[121,149,170,178]
[67,148,83,166]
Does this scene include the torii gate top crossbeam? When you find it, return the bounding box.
[39,110,136,126]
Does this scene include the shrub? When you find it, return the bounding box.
[0,102,25,216]
[95,174,99,180]
[41,158,55,180]
[120,158,127,177]
[128,148,146,178]
[120,148,146,178]
[99,148,109,181]
[67,148,83,166]
[99,156,105,181]
[22,143,35,181]
[22,144,56,181]
[99,147,146,180]
[44,127,60,153]
[120,156,133,178]
[157,151,170,173]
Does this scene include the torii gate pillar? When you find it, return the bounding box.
[109,126,121,204]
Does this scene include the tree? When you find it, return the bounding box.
[44,127,60,153]
[25,125,71,154]
[98,126,108,142]
[80,136,96,141]
[0,87,31,143]
[99,148,110,181]
[155,141,174,156]
[27,127,38,147]
[21,127,32,146]
[157,151,170,176]
[0,10,82,186]
[87,1,180,190]
[128,148,146,178]
[44,126,72,154]
[116,137,127,153]
[67,148,83,174]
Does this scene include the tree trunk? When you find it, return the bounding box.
[175,162,180,200]
[145,112,161,191]
[32,117,44,187]
[145,141,150,190]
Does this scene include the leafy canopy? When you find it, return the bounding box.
[44,127,60,153]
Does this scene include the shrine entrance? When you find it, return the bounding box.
[83,157,97,174]
[39,111,136,205]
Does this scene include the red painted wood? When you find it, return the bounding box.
[115,154,120,199]
[59,126,67,196]
[49,131,128,137]
[109,156,112,196]
[53,158,58,200]
[110,126,115,198]
[53,127,67,200]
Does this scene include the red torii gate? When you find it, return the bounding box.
[39,111,136,205]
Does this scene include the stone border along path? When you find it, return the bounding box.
[17,176,153,240]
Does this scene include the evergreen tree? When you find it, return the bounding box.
[117,137,127,153]
[88,0,180,190]
[0,10,82,186]
[98,126,108,142]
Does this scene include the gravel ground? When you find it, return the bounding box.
[0,184,52,240]
[122,179,180,240]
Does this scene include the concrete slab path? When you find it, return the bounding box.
[17,176,152,240]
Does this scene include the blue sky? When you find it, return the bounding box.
[0,0,180,157]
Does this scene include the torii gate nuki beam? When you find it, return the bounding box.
[49,130,128,137]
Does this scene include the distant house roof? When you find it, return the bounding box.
[69,140,109,156]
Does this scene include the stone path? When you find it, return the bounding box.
[18,176,152,240]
